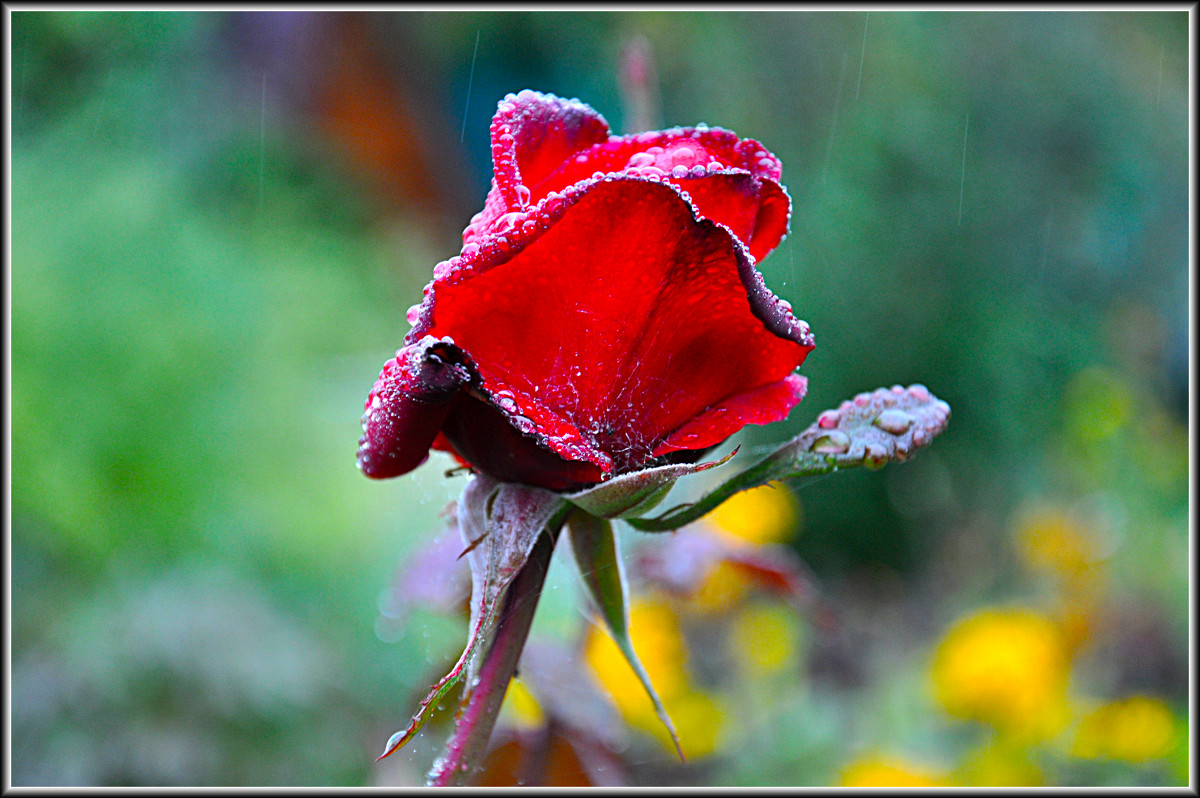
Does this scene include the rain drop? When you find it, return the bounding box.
[874,409,915,435]
[811,430,851,454]
[816,410,840,429]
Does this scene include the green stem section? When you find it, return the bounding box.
[426,515,565,786]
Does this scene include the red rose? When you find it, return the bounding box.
[358,90,814,491]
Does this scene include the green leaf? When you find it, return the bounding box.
[566,509,685,762]
[627,384,951,532]
[564,450,736,519]
[377,474,566,761]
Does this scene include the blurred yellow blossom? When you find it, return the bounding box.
[1071,696,1176,763]
[705,481,799,545]
[584,595,724,758]
[958,740,1044,786]
[840,754,945,786]
[730,602,800,675]
[690,559,752,612]
[1015,506,1102,578]
[497,677,544,731]
[930,608,1070,740]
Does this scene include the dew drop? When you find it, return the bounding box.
[406,304,422,325]
[511,416,537,435]
[874,409,915,435]
[461,242,480,258]
[862,443,889,469]
[671,165,689,179]
[672,145,696,164]
[515,184,532,205]
[811,430,851,454]
[627,151,656,168]
[494,212,524,233]
[816,410,840,429]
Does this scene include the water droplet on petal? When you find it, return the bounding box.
[626,151,656,168]
[515,184,532,205]
[671,165,689,179]
[406,304,422,325]
[817,410,840,429]
[494,212,524,233]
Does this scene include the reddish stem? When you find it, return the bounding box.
[426,524,561,786]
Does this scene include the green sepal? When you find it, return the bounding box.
[566,509,685,761]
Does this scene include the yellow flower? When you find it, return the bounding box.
[958,741,1044,786]
[583,596,725,758]
[689,559,752,613]
[730,602,800,675]
[1014,505,1102,578]
[706,481,799,545]
[930,608,1070,740]
[840,754,945,786]
[1072,696,1176,763]
[497,677,544,731]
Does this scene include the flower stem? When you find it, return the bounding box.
[426,520,563,786]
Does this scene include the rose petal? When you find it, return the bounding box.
[671,172,791,263]
[466,91,612,244]
[357,337,475,479]
[653,374,808,457]
[413,177,812,483]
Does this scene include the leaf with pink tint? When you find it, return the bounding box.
[376,475,567,762]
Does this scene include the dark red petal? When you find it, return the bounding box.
[653,374,808,456]
[356,337,474,479]
[440,393,605,491]
[413,177,813,476]
[673,173,791,262]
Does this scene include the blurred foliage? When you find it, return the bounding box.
[8,9,1190,787]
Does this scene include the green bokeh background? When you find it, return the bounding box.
[9,9,1190,786]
